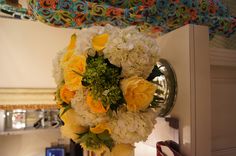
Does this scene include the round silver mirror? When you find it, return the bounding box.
[148,59,177,117]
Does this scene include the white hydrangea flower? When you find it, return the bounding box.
[103,26,159,78]
[52,49,65,85]
[75,26,105,54]
[109,108,157,144]
[71,88,109,127]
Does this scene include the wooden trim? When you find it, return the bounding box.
[0,104,58,110]
[210,48,236,67]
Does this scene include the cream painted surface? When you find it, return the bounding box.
[210,48,236,156]
[0,129,61,156]
[146,25,211,156]
[193,25,211,156]
[0,18,76,88]
[156,26,192,156]
[0,19,70,156]
[135,143,156,156]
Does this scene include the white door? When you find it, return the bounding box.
[136,25,212,156]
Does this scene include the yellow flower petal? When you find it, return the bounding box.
[86,92,109,113]
[63,55,86,91]
[61,34,77,66]
[60,124,87,143]
[92,33,109,51]
[60,108,78,125]
[68,33,77,50]
[121,76,157,112]
[60,108,87,142]
[61,50,74,66]
[90,123,111,134]
[60,85,76,104]
[60,108,87,132]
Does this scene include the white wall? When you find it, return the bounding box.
[0,129,61,156]
[0,18,76,88]
[0,18,73,156]
[210,48,236,156]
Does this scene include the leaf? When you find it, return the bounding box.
[97,130,110,141]
[77,130,114,151]
[76,131,88,137]
[97,130,114,150]
[61,102,69,107]
[60,104,72,116]
[77,131,103,149]
[82,54,124,111]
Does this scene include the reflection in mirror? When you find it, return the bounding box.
[1,109,60,132]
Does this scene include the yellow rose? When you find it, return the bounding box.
[86,92,109,113]
[63,55,86,91]
[92,33,109,51]
[61,34,77,66]
[60,85,76,104]
[120,76,157,112]
[90,123,111,134]
[60,125,83,142]
[60,108,78,125]
[60,108,87,139]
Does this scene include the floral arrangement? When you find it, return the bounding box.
[53,25,160,155]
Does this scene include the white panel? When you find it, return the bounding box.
[210,48,236,67]
[211,66,236,153]
[210,47,236,155]
[156,25,193,156]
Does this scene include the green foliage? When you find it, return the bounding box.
[56,86,72,117]
[82,54,124,110]
[60,103,72,116]
[55,85,72,117]
[78,130,114,151]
